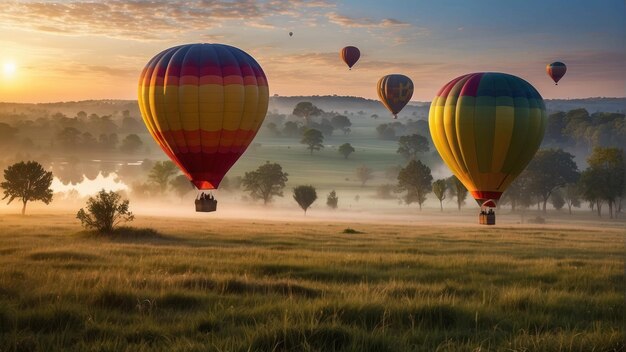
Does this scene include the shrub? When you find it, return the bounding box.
[76,189,134,233]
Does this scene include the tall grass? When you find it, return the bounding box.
[0,214,623,351]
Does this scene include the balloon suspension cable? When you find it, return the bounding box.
[393,114,397,119]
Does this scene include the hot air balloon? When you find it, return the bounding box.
[289,32,293,37]
[429,72,547,225]
[377,74,413,119]
[340,46,360,69]
[546,62,566,85]
[138,43,269,212]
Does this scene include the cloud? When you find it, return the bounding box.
[0,0,335,40]
[326,12,410,28]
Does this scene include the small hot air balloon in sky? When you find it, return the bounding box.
[546,61,566,85]
[138,43,269,212]
[289,31,293,37]
[377,74,413,119]
[429,72,547,224]
[340,46,360,69]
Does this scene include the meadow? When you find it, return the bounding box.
[0,213,623,351]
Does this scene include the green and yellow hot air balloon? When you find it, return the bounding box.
[429,72,547,221]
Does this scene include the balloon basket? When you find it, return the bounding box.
[195,194,217,212]
[479,212,495,225]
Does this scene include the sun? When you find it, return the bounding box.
[3,62,17,77]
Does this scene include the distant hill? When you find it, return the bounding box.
[0,96,624,120]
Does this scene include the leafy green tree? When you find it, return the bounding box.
[327,190,338,209]
[583,147,625,218]
[397,160,433,211]
[119,134,143,153]
[550,189,565,211]
[76,190,134,233]
[300,128,324,155]
[170,175,194,199]
[376,184,396,199]
[56,127,82,149]
[242,162,288,205]
[397,134,429,160]
[501,170,534,212]
[338,143,355,159]
[293,185,317,214]
[562,183,581,215]
[355,165,374,187]
[525,149,579,213]
[330,115,352,134]
[265,122,281,137]
[282,121,301,137]
[1,161,53,215]
[446,175,468,211]
[579,168,604,217]
[148,161,179,194]
[432,179,447,211]
[292,102,322,124]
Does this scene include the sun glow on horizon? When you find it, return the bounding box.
[3,62,17,78]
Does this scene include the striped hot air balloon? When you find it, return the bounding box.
[546,61,567,85]
[340,46,360,69]
[377,74,414,119]
[138,43,269,192]
[429,72,547,209]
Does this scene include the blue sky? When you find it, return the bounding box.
[0,0,623,102]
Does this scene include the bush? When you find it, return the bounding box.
[76,189,134,233]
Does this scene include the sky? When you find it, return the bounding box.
[0,0,624,103]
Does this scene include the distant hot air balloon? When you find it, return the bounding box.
[289,32,293,37]
[546,62,566,85]
[429,72,547,224]
[138,43,269,212]
[340,46,360,69]
[377,74,413,119]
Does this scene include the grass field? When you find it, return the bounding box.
[0,213,623,352]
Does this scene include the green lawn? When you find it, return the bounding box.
[0,214,623,351]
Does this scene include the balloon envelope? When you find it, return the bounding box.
[429,72,547,205]
[340,46,360,69]
[546,62,566,85]
[289,32,293,37]
[138,43,269,190]
[377,74,413,118]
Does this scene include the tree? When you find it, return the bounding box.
[579,168,604,217]
[0,123,17,146]
[242,162,288,205]
[327,190,338,209]
[397,134,429,160]
[562,183,581,215]
[148,161,179,194]
[446,176,468,211]
[338,143,355,159]
[170,175,194,199]
[550,189,565,211]
[292,102,322,124]
[397,160,433,211]
[355,165,374,187]
[525,149,579,213]
[300,128,324,155]
[330,115,352,134]
[56,127,82,149]
[584,147,625,218]
[501,170,534,212]
[282,121,301,137]
[119,134,143,153]
[1,161,53,215]
[432,179,447,211]
[293,185,317,214]
[76,190,134,233]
